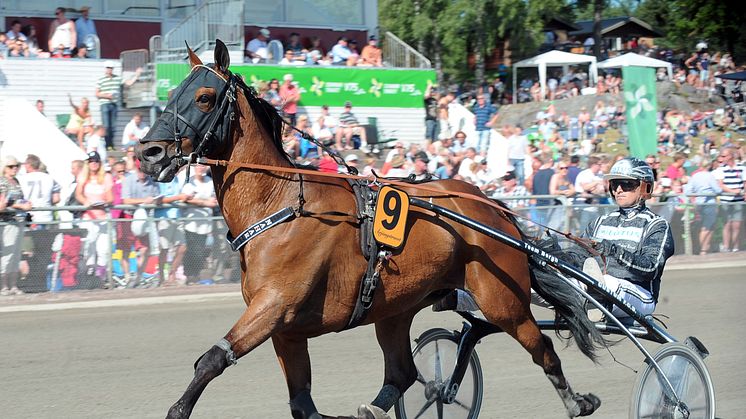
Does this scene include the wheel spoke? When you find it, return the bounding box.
[452,397,472,410]
[434,340,443,382]
[412,398,435,419]
[436,399,444,419]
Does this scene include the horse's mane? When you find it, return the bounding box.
[228,69,292,163]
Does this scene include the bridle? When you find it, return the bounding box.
[160,64,237,178]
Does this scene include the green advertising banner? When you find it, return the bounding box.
[622,66,658,159]
[155,63,436,108]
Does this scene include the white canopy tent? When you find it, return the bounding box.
[1,98,88,187]
[598,52,673,80]
[512,50,598,103]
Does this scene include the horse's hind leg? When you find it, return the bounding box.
[370,311,418,412]
[469,270,599,417]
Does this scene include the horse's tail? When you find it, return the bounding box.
[490,199,607,362]
[528,255,607,363]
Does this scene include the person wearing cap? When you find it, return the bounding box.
[342,153,359,173]
[335,101,366,150]
[96,60,142,150]
[74,151,114,283]
[492,171,529,208]
[583,157,674,319]
[48,7,76,57]
[0,156,33,296]
[412,151,432,181]
[387,154,410,177]
[245,28,270,63]
[358,35,382,67]
[75,6,97,58]
[279,74,301,126]
[331,37,351,65]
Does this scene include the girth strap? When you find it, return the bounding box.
[226,207,296,252]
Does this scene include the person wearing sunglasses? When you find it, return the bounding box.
[0,156,33,296]
[583,157,674,319]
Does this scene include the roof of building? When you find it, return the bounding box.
[571,16,663,38]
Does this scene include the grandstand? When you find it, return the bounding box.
[1,0,435,144]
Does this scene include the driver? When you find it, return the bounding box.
[584,157,674,318]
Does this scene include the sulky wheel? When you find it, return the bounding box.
[629,342,715,419]
[395,328,483,419]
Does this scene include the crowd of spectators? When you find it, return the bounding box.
[1,6,98,60]
[245,29,383,67]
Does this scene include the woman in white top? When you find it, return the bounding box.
[181,165,218,284]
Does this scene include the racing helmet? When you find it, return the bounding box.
[604,157,655,198]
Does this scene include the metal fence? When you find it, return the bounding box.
[0,196,743,294]
[382,31,432,69]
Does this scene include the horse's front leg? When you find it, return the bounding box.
[166,291,290,419]
[272,334,323,419]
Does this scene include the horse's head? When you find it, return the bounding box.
[136,40,236,182]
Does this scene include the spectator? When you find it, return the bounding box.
[306,36,324,65]
[86,125,107,162]
[7,37,30,58]
[48,7,76,57]
[156,176,191,287]
[121,112,149,150]
[472,94,497,154]
[507,125,528,185]
[343,154,360,174]
[74,6,97,58]
[0,34,8,58]
[713,147,746,252]
[35,99,45,116]
[574,155,606,228]
[424,85,439,143]
[75,151,113,281]
[387,154,410,177]
[664,152,688,183]
[331,37,351,65]
[95,61,141,150]
[335,101,366,150]
[492,171,529,209]
[22,25,48,58]
[20,154,61,229]
[279,50,302,66]
[685,159,722,255]
[279,74,301,126]
[311,105,336,147]
[109,160,128,286]
[548,158,576,229]
[412,151,431,181]
[261,78,283,112]
[0,156,32,296]
[566,155,582,185]
[456,147,479,183]
[245,28,270,63]
[121,161,160,287]
[531,153,555,225]
[6,20,27,43]
[58,159,85,220]
[346,40,360,66]
[285,32,306,63]
[64,94,94,149]
[181,165,218,285]
[358,35,382,67]
[361,157,378,177]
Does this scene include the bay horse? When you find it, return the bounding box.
[136,40,605,419]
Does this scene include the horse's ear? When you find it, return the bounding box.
[214,39,230,73]
[186,41,202,68]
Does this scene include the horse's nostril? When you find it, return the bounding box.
[143,145,165,160]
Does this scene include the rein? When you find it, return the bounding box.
[196,155,598,253]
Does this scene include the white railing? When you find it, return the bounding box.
[382,31,431,69]
[157,0,244,61]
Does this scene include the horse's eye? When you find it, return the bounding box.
[198,94,211,104]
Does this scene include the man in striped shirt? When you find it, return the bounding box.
[713,147,746,252]
[95,61,141,150]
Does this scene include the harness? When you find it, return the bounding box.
[151,64,600,330]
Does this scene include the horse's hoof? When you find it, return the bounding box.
[575,393,601,417]
[357,404,391,419]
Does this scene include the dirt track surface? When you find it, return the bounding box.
[1,266,744,418]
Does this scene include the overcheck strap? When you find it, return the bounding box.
[226,207,296,251]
